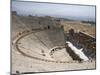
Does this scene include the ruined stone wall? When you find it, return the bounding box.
[65,30,96,59]
[17,15,61,29]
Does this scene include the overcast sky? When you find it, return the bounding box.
[12,1,96,21]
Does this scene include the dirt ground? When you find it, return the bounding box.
[62,21,95,37]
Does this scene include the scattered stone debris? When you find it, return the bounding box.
[65,29,96,60]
